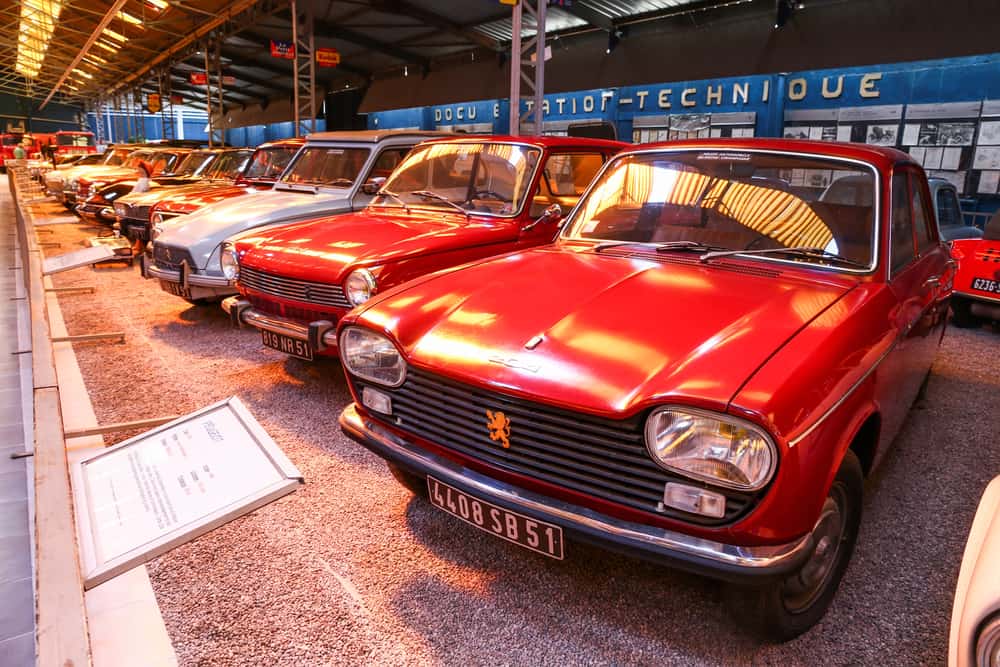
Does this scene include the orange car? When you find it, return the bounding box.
[950,211,1000,327]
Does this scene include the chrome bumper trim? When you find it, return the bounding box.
[146,262,233,287]
[221,297,337,348]
[339,404,814,572]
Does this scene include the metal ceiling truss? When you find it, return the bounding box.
[290,0,315,137]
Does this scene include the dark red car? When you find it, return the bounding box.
[222,135,625,359]
[950,211,1000,327]
[336,139,954,640]
[148,138,305,227]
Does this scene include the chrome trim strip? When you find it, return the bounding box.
[788,338,898,447]
[340,404,813,570]
[147,263,232,287]
[562,146,882,276]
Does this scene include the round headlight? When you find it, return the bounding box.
[977,614,1000,667]
[220,242,239,281]
[340,326,405,387]
[151,211,164,225]
[645,407,776,491]
[344,268,377,306]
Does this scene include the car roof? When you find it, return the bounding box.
[419,134,627,149]
[304,129,450,143]
[257,138,306,149]
[624,138,916,170]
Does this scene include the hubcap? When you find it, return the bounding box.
[781,487,846,613]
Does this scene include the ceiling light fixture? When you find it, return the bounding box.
[95,40,120,53]
[15,0,64,79]
[103,27,128,43]
[72,68,94,79]
[85,53,108,64]
[117,11,143,27]
[146,0,169,9]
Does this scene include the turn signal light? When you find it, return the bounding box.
[659,482,726,519]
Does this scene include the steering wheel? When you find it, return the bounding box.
[471,189,506,201]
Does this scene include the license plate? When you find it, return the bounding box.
[159,280,191,299]
[261,329,314,360]
[427,476,564,560]
[971,277,1000,295]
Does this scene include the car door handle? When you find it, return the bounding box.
[923,277,940,289]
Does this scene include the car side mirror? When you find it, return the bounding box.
[361,176,387,196]
[523,203,562,232]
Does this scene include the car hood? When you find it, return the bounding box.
[156,184,253,211]
[117,181,219,207]
[237,209,519,283]
[154,188,353,270]
[356,247,854,416]
[61,164,126,184]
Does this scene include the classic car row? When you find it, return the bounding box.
[48,131,1000,647]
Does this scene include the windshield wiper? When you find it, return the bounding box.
[327,178,354,187]
[375,188,409,212]
[593,240,728,253]
[411,190,470,219]
[699,246,870,269]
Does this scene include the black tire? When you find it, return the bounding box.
[727,450,863,642]
[387,463,427,497]
[950,298,980,329]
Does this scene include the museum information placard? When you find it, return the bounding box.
[73,397,303,589]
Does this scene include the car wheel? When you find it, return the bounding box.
[951,298,980,329]
[727,450,863,642]
[387,463,427,497]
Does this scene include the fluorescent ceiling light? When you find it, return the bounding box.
[95,40,119,53]
[72,68,94,79]
[146,0,169,10]
[85,53,107,64]
[117,11,143,26]
[103,27,128,43]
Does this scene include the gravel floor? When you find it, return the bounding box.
[33,200,1000,666]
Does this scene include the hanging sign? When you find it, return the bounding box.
[316,47,340,67]
[270,40,295,59]
[169,94,184,105]
[146,93,162,113]
[189,72,208,85]
[221,75,237,86]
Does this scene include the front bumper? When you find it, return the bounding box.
[120,218,150,241]
[221,296,339,353]
[954,290,1000,320]
[142,255,236,296]
[339,403,813,585]
[75,202,115,222]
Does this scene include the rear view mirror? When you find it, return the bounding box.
[361,176,386,196]
[523,203,562,232]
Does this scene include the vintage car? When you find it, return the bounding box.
[335,139,953,640]
[114,148,254,241]
[929,177,983,243]
[221,135,624,359]
[46,144,140,201]
[146,138,304,228]
[144,130,445,303]
[75,148,219,224]
[949,211,1000,327]
[73,147,191,212]
[950,475,1000,666]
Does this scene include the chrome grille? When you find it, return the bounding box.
[152,243,195,272]
[239,265,351,310]
[351,367,756,526]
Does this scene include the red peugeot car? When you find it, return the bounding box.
[148,138,305,228]
[949,211,1000,327]
[221,135,624,360]
[336,139,954,640]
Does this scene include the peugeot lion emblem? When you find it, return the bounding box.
[485,410,511,449]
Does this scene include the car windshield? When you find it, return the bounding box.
[206,150,252,179]
[2,136,19,146]
[174,151,216,176]
[565,150,877,270]
[104,149,131,166]
[243,145,299,180]
[124,151,155,168]
[57,133,94,147]
[280,146,370,187]
[374,142,541,216]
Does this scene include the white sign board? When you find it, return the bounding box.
[72,397,303,589]
[42,246,115,274]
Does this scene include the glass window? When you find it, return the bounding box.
[375,142,541,217]
[910,173,935,251]
[369,148,410,180]
[175,151,215,176]
[531,152,605,216]
[565,149,877,270]
[281,147,370,187]
[936,187,961,228]
[243,145,298,180]
[890,172,915,274]
[205,151,252,179]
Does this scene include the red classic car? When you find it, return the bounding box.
[148,138,305,227]
[336,139,954,640]
[221,135,625,359]
[949,211,1000,327]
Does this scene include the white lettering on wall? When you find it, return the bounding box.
[821,75,844,99]
[636,90,649,110]
[681,88,697,107]
[788,78,807,101]
[583,95,595,112]
[732,82,749,105]
[706,85,723,106]
[860,72,882,98]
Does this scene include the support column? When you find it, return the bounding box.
[508,0,546,136]
[291,0,316,137]
[204,45,217,147]
[159,68,175,141]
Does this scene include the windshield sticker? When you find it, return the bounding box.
[696,151,752,162]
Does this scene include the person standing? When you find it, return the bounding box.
[12,143,25,160]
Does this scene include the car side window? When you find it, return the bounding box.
[909,172,935,251]
[370,148,410,181]
[936,187,961,228]
[890,172,916,276]
[530,152,606,217]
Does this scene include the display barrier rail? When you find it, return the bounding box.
[8,166,92,666]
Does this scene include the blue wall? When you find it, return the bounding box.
[225,119,326,147]
[0,92,85,134]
